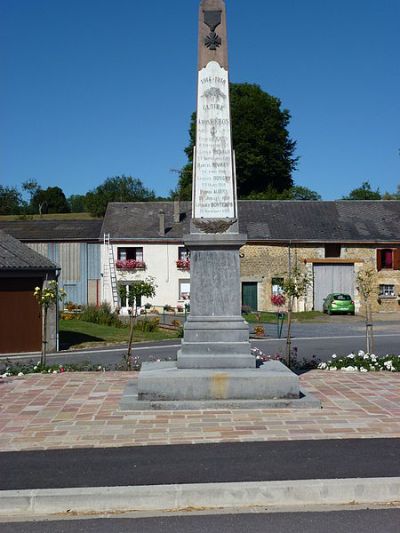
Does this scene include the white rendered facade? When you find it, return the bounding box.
[101,242,190,313]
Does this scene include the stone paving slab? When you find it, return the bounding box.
[0,371,399,451]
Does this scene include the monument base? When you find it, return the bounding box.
[122,361,321,410]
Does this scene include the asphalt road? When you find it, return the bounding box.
[1,318,399,369]
[1,439,399,491]
[2,509,400,533]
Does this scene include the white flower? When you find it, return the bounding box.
[329,366,338,371]
[347,354,355,359]
[343,366,356,372]
[33,366,38,370]
[17,372,24,377]
[47,369,51,373]
[360,367,368,372]
[358,350,365,357]
[331,354,337,359]
[384,361,392,369]
[52,370,58,374]
[370,354,377,361]
[363,354,370,360]
[318,362,327,369]
[1,373,10,378]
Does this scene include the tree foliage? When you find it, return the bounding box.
[68,194,87,213]
[31,186,71,214]
[342,181,381,200]
[85,176,156,217]
[246,185,321,201]
[174,83,298,200]
[0,185,22,214]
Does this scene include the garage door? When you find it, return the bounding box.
[0,278,42,353]
[313,264,354,311]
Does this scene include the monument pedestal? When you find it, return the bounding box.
[177,232,254,369]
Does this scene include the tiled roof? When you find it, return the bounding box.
[1,201,400,243]
[0,219,103,241]
[0,230,56,271]
[102,201,400,243]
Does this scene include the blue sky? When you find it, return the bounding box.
[1,0,399,200]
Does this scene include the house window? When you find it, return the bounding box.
[379,284,395,297]
[117,247,143,261]
[179,280,190,300]
[271,277,284,296]
[325,244,341,258]
[178,247,190,261]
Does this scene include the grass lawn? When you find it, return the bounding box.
[59,319,179,349]
[244,311,325,323]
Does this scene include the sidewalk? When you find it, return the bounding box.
[0,370,399,451]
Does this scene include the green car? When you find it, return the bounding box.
[323,293,355,315]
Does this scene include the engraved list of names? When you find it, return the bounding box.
[194,61,235,219]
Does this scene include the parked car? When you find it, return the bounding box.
[323,293,355,315]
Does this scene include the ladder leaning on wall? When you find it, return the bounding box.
[103,233,119,308]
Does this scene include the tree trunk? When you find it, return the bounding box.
[41,306,47,367]
[126,306,137,365]
[286,297,293,367]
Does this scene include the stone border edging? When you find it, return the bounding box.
[1,478,399,517]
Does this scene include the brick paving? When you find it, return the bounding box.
[0,371,399,451]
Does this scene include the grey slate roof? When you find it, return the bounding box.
[1,201,400,243]
[0,219,103,241]
[0,230,57,271]
[102,201,400,243]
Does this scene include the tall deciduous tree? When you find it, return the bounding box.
[85,176,156,217]
[31,186,71,214]
[174,83,298,200]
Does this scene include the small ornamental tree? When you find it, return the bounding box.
[356,268,376,353]
[34,281,66,366]
[280,264,311,366]
[118,277,157,368]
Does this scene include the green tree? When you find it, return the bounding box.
[174,83,298,200]
[246,185,321,200]
[31,186,71,214]
[118,277,157,366]
[0,185,23,214]
[279,262,312,366]
[342,181,381,200]
[68,194,88,213]
[85,176,156,217]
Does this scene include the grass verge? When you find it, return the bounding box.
[59,319,179,349]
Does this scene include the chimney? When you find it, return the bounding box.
[158,209,165,236]
[173,200,180,223]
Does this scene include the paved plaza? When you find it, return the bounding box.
[0,370,399,452]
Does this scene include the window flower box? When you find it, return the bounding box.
[176,259,190,270]
[116,259,146,270]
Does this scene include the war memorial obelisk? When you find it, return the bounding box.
[135,0,302,406]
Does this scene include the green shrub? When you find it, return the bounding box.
[79,303,124,328]
[134,317,160,332]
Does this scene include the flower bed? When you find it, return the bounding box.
[318,351,400,372]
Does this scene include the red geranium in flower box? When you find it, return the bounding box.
[115,260,146,270]
[176,259,190,270]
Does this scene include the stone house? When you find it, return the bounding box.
[239,201,400,314]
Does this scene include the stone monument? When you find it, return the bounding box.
[131,0,314,408]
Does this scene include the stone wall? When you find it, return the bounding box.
[240,243,400,314]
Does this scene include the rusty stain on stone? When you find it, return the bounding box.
[210,372,229,399]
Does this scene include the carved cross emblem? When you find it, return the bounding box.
[203,10,222,50]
